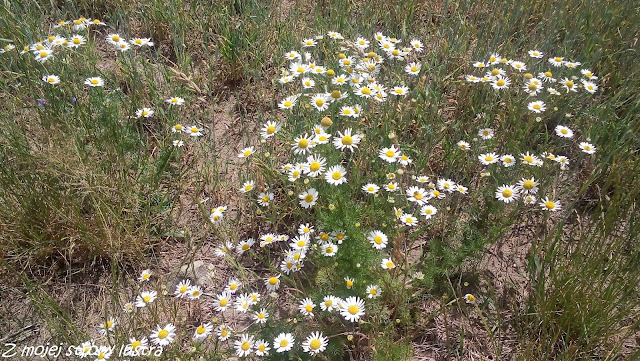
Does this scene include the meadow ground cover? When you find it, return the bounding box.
[0,0,639,360]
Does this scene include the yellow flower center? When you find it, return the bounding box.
[565,80,574,88]
[346,280,353,287]
[414,192,423,200]
[143,296,151,302]
[241,341,251,351]
[297,240,306,247]
[326,247,333,253]
[395,89,403,94]
[385,150,395,157]
[310,339,322,350]
[298,139,309,148]
[336,233,344,240]
[131,341,141,350]
[361,87,371,95]
[467,294,475,302]
[244,185,252,191]
[91,79,99,85]
[242,244,249,250]
[533,104,541,110]
[262,196,269,203]
[370,288,378,295]
[73,38,81,44]
[485,156,494,162]
[502,189,512,197]
[342,136,353,145]
[386,261,394,267]
[433,190,440,197]
[391,49,400,56]
[310,162,320,171]
[229,283,237,290]
[105,321,113,328]
[158,330,169,339]
[40,51,48,58]
[425,209,433,214]
[321,233,329,241]
[74,20,82,25]
[523,180,534,189]
[305,305,313,312]
[524,156,533,163]
[304,194,314,202]
[545,201,555,209]
[544,71,552,77]
[243,150,251,157]
[343,109,352,115]
[332,172,342,180]
[367,187,374,192]
[280,340,289,348]
[142,110,149,116]
[180,285,188,293]
[135,39,142,44]
[348,305,359,315]
[258,344,266,352]
[48,77,55,83]
[192,290,200,297]
[411,66,418,72]
[584,145,591,150]
[220,298,228,306]
[325,300,333,306]
[561,129,568,134]
[221,330,228,337]
[197,326,206,335]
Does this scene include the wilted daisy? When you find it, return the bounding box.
[84,77,104,87]
[135,108,154,118]
[302,332,328,355]
[257,192,274,207]
[42,74,60,84]
[464,294,476,304]
[234,334,254,357]
[299,188,318,208]
[340,296,365,322]
[381,257,396,269]
[166,96,185,105]
[540,197,561,212]
[135,291,157,308]
[274,333,295,353]
[150,324,176,346]
[193,323,213,340]
[495,185,519,203]
[528,100,546,113]
[579,142,597,154]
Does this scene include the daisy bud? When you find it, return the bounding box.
[328,204,336,210]
[287,190,294,196]
[397,169,404,175]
